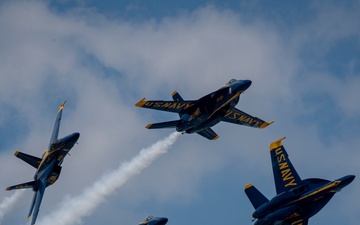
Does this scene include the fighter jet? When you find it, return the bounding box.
[244,137,355,225]
[135,79,273,140]
[6,101,80,225]
[138,216,168,225]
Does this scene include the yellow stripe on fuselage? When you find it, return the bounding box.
[208,92,241,118]
[289,181,340,204]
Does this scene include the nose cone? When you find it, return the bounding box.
[231,79,252,93]
[341,175,355,186]
[158,217,168,225]
[69,132,80,142]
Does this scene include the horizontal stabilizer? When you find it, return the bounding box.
[244,184,269,209]
[146,120,181,129]
[14,151,41,169]
[197,128,219,140]
[6,180,38,191]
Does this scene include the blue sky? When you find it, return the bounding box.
[0,0,359,225]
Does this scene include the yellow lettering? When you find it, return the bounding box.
[285,179,297,187]
[154,102,162,107]
[225,110,232,117]
[232,112,239,120]
[162,102,171,108]
[177,103,186,109]
[238,115,247,121]
[145,102,154,107]
[277,154,286,163]
[279,162,288,170]
[168,103,177,109]
[185,103,194,109]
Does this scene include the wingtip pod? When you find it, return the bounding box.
[135,98,147,107]
[58,100,67,112]
[270,137,286,150]
[260,120,274,129]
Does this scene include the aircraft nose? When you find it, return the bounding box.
[341,175,355,185]
[159,217,168,225]
[232,79,252,93]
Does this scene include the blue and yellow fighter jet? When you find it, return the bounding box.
[6,101,80,225]
[244,137,355,225]
[138,216,168,225]
[135,79,273,140]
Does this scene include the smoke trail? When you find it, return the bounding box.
[37,132,181,225]
[0,190,25,224]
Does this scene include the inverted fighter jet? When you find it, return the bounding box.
[138,216,168,225]
[135,79,273,140]
[244,137,355,225]
[6,101,80,225]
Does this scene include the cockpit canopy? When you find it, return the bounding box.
[225,79,238,86]
[145,216,155,221]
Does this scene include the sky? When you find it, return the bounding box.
[0,0,359,224]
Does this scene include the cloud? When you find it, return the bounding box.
[0,1,359,225]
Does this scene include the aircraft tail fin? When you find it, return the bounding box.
[244,183,269,209]
[145,120,181,129]
[14,151,41,169]
[172,91,185,117]
[49,100,66,146]
[6,180,38,191]
[30,181,46,225]
[270,137,302,194]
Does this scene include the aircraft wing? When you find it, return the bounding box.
[135,98,196,113]
[287,218,308,225]
[49,100,66,145]
[221,108,274,128]
[197,128,219,140]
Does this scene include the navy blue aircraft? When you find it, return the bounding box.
[138,216,168,225]
[135,79,273,140]
[6,101,80,225]
[245,137,355,225]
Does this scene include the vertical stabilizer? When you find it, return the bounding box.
[270,137,302,194]
[172,91,185,117]
[244,184,269,209]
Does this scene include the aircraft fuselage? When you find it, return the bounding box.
[253,175,355,225]
[175,79,250,133]
[35,132,80,188]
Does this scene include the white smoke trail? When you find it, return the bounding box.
[0,190,25,224]
[37,132,181,225]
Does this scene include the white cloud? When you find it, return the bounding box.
[0,1,359,225]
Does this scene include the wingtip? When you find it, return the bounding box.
[171,90,178,96]
[135,98,147,107]
[212,135,220,140]
[244,183,253,189]
[27,216,31,222]
[270,137,286,150]
[260,120,274,129]
[58,100,67,112]
[14,151,19,156]
[5,187,11,191]
[145,124,152,129]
